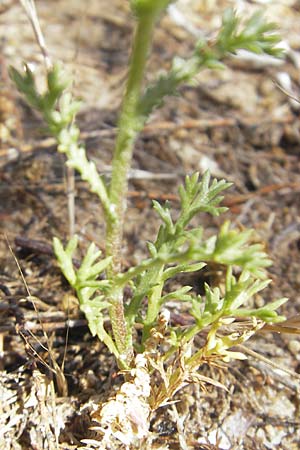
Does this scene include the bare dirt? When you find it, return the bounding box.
[1,1,300,449]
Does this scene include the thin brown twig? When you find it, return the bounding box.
[14,236,81,268]
[224,182,300,207]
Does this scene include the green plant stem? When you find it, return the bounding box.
[142,264,165,343]
[105,11,158,366]
[107,15,156,269]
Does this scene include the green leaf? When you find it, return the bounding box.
[80,296,118,356]
[80,242,102,267]
[81,258,112,281]
[9,65,42,110]
[42,63,70,110]
[204,283,223,316]
[137,9,283,122]
[161,286,193,303]
[206,221,272,276]
[65,235,79,257]
[152,200,175,234]
[76,280,111,289]
[176,171,232,231]
[234,297,288,322]
[47,63,70,98]
[147,242,157,257]
[217,8,284,57]
[223,276,271,312]
[53,237,77,286]
[162,261,206,281]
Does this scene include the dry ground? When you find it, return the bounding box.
[1,0,300,448]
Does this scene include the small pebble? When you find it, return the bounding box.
[288,339,300,356]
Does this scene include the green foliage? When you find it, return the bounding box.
[137,9,283,121]
[217,9,283,56]
[9,62,71,123]
[52,170,286,359]
[9,64,43,110]
[10,63,113,221]
[53,236,117,355]
[10,4,286,370]
[120,173,284,347]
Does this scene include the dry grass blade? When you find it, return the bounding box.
[18,0,77,238]
[5,234,68,396]
[261,315,300,335]
[237,345,300,381]
[18,0,52,69]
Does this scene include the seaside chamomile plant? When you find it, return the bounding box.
[10,0,287,446]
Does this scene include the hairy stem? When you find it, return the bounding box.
[105,11,158,366]
[142,264,165,343]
